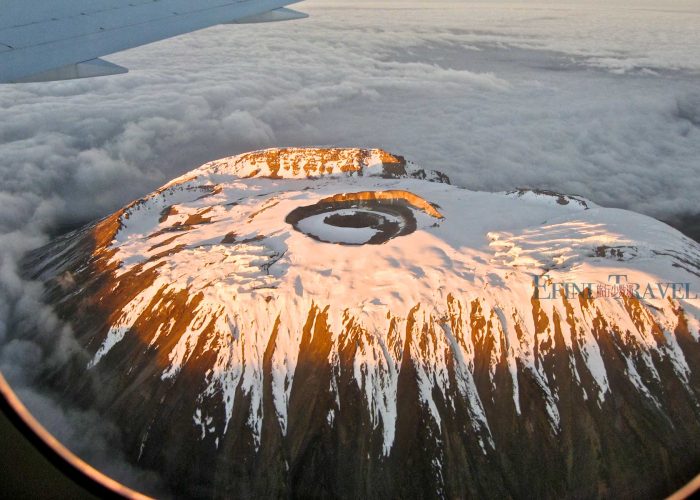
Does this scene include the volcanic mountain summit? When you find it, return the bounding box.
[26,148,700,498]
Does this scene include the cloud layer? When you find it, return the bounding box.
[0,0,699,493]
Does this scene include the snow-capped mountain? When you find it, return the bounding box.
[27,148,700,498]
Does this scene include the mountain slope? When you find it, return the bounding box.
[25,148,700,498]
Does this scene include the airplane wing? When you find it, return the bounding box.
[0,0,307,83]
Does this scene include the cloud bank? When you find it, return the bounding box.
[0,0,699,493]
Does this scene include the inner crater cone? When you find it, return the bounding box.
[285,189,443,245]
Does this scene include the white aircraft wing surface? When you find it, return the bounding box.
[0,0,306,83]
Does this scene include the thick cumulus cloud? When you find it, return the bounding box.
[0,0,699,493]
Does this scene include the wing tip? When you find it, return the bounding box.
[226,7,309,24]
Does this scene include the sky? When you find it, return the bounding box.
[0,0,699,493]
